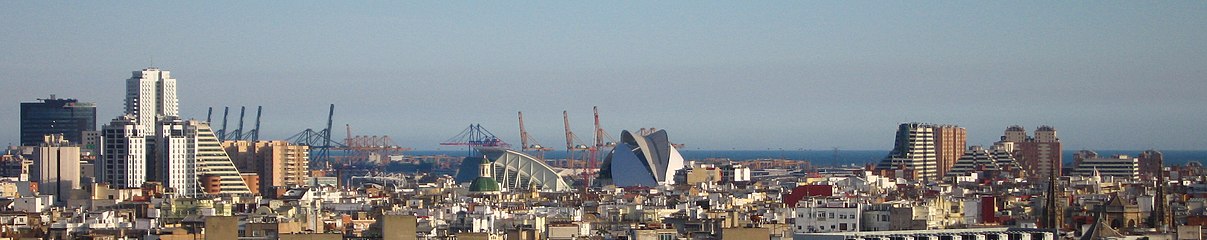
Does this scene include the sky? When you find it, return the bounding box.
[2,2,1205,151]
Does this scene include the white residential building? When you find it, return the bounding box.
[155,117,196,195]
[186,120,251,194]
[125,67,177,134]
[794,198,861,233]
[99,116,146,189]
[102,67,250,195]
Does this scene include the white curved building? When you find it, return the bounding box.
[455,149,572,192]
[597,129,686,187]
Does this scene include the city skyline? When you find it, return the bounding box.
[2,2,1206,151]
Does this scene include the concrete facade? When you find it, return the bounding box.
[223,140,309,195]
[382,215,418,240]
[933,125,967,179]
[31,134,81,204]
[204,216,238,240]
[1004,125,1062,180]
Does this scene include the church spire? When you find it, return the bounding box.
[1042,162,1062,231]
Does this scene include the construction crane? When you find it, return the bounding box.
[441,124,510,156]
[518,111,553,159]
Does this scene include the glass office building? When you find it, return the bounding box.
[20,96,96,146]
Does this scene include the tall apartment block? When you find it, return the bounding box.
[31,134,81,204]
[223,140,309,197]
[20,96,96,146]
[99,116,146,188]
[1138,150,1164,180]
[100,67,250,195]
[125,67,177,134]
[187,120,252,194]
[875,123,939,182]
[154,117,196,195]
[933,125,967,179]
[1001,125,1062,180]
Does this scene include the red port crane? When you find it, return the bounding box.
[587,106,617,186]
[563,111,590,176]
[518,111,552,159]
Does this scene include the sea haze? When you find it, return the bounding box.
[396,150,1207,167]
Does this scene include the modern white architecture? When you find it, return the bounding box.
[1072,154,1140,180]
[454,149,571,192]
[597,129,687,187]
[98,115,146,188]
[125,67,178,134]
[875,123,938,181]
[100,67,250,195]
[187,120,251,194]
[155,117,196,195]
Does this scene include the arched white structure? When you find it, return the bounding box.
[456,149,572,192]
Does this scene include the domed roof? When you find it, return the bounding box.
[468,176,500,193]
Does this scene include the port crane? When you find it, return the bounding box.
[207,106,263,141]
[442,124,510,156]
[587,106,617,186]
[518,111,553,159]
[563,111,591,177]
[339,124,410,165]
[563,107,617,189]
[286,104,345,168]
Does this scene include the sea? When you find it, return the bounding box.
[399,149,1207,167]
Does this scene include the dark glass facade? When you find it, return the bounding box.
[20,98,96,146]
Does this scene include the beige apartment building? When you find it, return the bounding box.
[223,140,309,196]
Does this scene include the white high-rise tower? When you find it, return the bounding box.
[125,67,178,134]
[100,67,251,195]
[99,115,147,188]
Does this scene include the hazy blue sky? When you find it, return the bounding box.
[2,2,1205,150]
